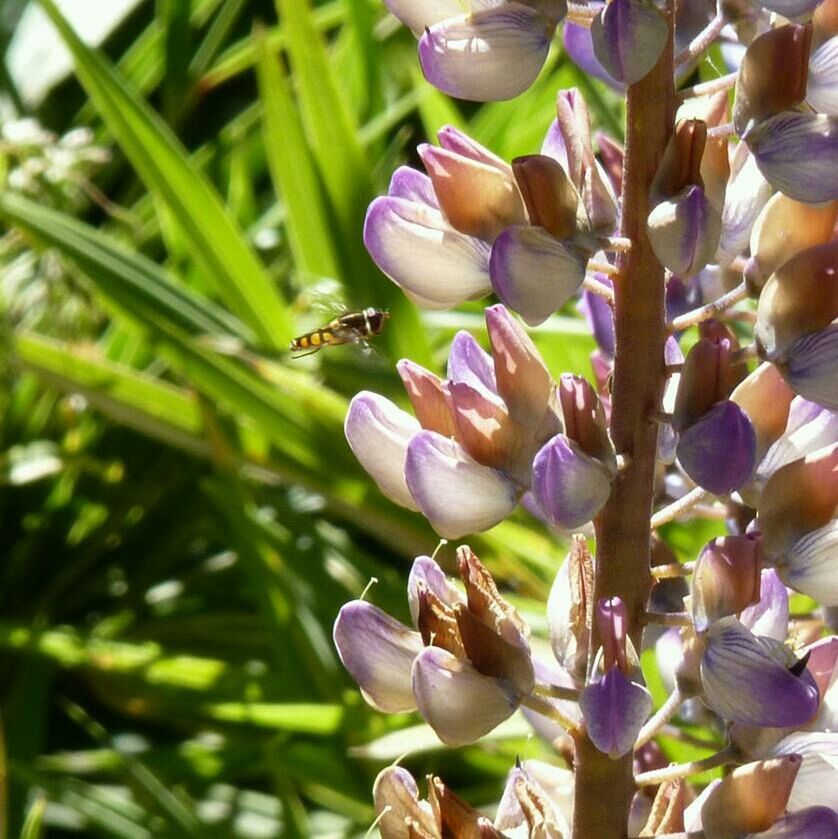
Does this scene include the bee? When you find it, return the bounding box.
[289,307,390,357]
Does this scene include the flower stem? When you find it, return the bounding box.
[674,12,727,68]
[521,693,580,732]
[635,688,684,749]
[534,682,582,702]
[583,275,616,301]
[635,746,737,786]
[668,281,749,332]
[571,2,676,835]
[651,487,709,529]
[678,71,737,100]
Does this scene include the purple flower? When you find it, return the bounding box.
[700,617,820,727]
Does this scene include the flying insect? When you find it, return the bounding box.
[289,307,390,357]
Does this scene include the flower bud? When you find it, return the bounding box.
[758,443,838,561]
[700,756,802,839]
[558,374,615,468]
[746,194,838,293]
[691,535,762,632]
[447,330,496,392]
[512,154,580,241]
[731,363,795,466]
[755,241,838,363]
[429,776,505,838]
[673,337,733,430]
[418,143,526,241]
[397,359,456,437]
[531,433,614,529]
[373,766,439,838]
[734,24,812,137]
[639,779,685,837]
[495,761,573,837]
[591,0,669,85]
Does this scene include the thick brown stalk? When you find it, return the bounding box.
[571,6,676,839]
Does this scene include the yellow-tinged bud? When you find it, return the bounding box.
[730,363,794,465]
[734,24,812,137]
[754,241,838,362]
[700,756,802,839]
[746,194,838,293]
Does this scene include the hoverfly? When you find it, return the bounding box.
[289,307,390,357]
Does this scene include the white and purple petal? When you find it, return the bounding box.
[776,520,838,606]
[781,326,838,410]
[745,807,838,839]
[579,666,653,758]
[333,600,423,713]
[739,569,789,643]
[590,0,669,85]
[405,430,518,539]
[382,0,465,36]
[676,401,757,495]
[489,225,587,326]
[418,4,556,102]
[363,195,491,308]
[748,112,838,204]
[700,617,820,727]
[407,555,462,627]
[345,391,421,510]
[807,36,838,116]
[531,434,613,530]
[563,19,624,91]
[770,732,838,814]
[411,645,521,745]
[447,330,498,395]
[388,165,439,208]
[373,765,438,839]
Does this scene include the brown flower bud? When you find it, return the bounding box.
[639,779,685,837]
[673,337,733,430]
[700,756,802,839]
[745,194,838,294]
[814,0,838,47]
[512,154,580,241]
[652,119,707,201]
[734,24,812,136]
[758,444,838,560]
[558,374,615,469]
[754,241,838,362]
[397,360,456,437]
[416,587,465,658]
[428,776,504,839]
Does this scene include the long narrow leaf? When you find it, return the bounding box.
[254,27,339,283]
[38,0,292,349]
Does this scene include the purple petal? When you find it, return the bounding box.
[447,330,498,394]
[782,326,838,410]
[532,434,614,529]
[436,124,512,172]
[333,601,423,713]
[577,282,615,358]
[489,226,587,326]
[746,807,838,839]
[748,112,838,204]
[407,555,462,626]
[411,646,520,745]
[363,195,491,308]
[771,732,838,813]
[563,19,624,91]
[405,430,518,539]
[776,521,838,606]
[418,5,555,102]
[579,666,653,758]
[345,391,421,510]
[739,569,789,643]
[677,400,757,494]
[700,617,820,726]
[388,165,439,208]
[541,118,569,172]
[647,186,722,278]
[590,0,669,85]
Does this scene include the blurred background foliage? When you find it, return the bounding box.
[0,1,722,836]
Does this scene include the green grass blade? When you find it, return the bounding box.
[254,27,339,283]
[0,193,246,341]
[20,794,47,839]
[38,0,292,349]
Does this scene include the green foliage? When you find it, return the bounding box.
[0,1,624,835]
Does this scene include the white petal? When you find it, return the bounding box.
[777,520,838,606]
[411,646,519,745]
[771,732,838,813]
[344,391,420,510]
[807,36,838,116]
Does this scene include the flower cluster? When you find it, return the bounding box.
[335,0,838,835]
